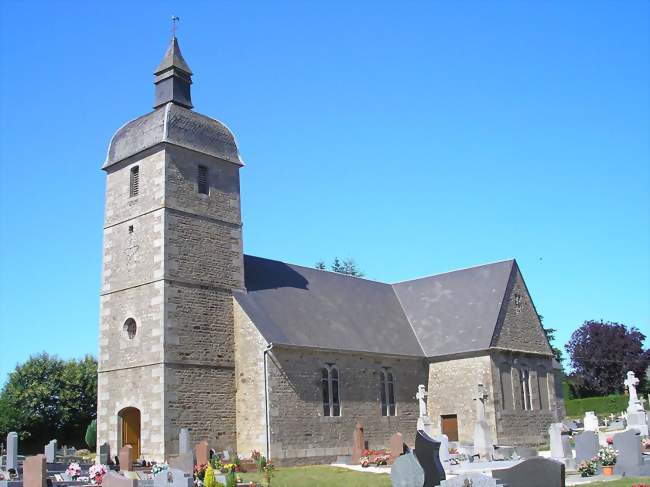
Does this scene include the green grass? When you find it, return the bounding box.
[565,394,628,419]
[239,465,391,487]
[581,478,650,486]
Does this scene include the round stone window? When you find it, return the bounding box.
[123,318,137,340]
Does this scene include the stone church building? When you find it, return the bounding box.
[97,38,565,465]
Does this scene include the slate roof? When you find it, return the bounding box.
[234,255,518,358]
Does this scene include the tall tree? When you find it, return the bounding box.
[539,315,564,365]
[0,353,97,452]
[565,320,649,396]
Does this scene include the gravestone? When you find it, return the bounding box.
[415,385,434,436]
[613,429,650,476]
[574,430,599,465]
[179,429,190,455]
[606,420,626,431]
[441,473,500,486]
[433,434,449,463]
[6,433,17,471]
[119,445,133,472]
[103,471,137,487]
[492,457,565,487]
[473,383,494,459]
[23,455,46,487]
[390,451,424,487]
[583,411,599,431]
[514,446,538,459]
[414,430,446,487]
[548,423,570,460]
[169,452,193,475]
[351,422,364,464]
[44,440,57,463]
[99,442,110,465]
[195,441,209,466]
[153,468,192,487]
[389,432,405,464]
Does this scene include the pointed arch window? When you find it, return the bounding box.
[321,365,340,417]
[519,368,532,410]
[379,368,396,416]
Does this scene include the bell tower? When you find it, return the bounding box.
[97,36,244,461]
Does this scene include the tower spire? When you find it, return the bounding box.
[153,30,193,109]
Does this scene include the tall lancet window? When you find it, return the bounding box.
[321,365,341,416]
[130,166,139,197]
[380,368,396,416]
[520,369,532,410]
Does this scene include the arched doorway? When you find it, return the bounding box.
[118,407,141,460]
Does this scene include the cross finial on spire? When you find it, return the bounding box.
[171,16,180,38]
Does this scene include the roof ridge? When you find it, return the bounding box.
[392,258,515,285]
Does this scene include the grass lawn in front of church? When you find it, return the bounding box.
[239,465,391,486]
[579,478,650,486]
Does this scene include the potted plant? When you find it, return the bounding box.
[598,446,618,476]
[88,464,107,485]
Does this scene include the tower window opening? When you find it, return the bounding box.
[123,318,137,340]
[198,165,209,194]
[130,166,139,197]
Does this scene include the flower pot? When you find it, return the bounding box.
[602,466,614,476]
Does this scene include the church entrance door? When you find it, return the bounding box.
[119,407,141,460]
[441,414,458,441]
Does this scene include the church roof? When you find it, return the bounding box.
[235,255,517,358]
[103,103,243,169]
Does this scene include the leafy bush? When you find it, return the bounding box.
[203,464,216,487]
[85,420,97,451]
[565,394,628,418]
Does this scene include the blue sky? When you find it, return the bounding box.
[0,1,648,383]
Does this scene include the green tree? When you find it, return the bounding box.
[85,419,97,451]
[539,315,564,365]
[315,257,365,277]
[0,353,97,452]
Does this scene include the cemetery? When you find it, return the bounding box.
[0,5,648,487]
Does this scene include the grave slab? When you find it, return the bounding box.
[492,457,565,487]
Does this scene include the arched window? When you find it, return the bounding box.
[321,365,340,416]
[537,366,549,410]
[129,166,139,197]
[379,369,396,416]
[519,369,532,410]
[499,363,514,411]
[123,318,137,340]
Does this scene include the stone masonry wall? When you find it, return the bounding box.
[266,348,427,465]
[492,264,552,355]
[234,301,268,457]
[489,351,558,446]
[427,355,496,444]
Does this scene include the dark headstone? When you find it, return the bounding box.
[492,457,565,487]
[99,442,110,465]
[390,451,425,487]
[413,430,446,487]
[574,430,599,465]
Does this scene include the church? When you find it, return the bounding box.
[97,37,565,466]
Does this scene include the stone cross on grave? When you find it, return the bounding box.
[624,371,643,413]
[416,384,428,417]
[474,383,488,422]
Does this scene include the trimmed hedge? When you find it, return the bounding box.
[565,394,628,418]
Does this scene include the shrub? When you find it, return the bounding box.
[565,394,628,418]
[203,464,216,487]
[85,420,97,451]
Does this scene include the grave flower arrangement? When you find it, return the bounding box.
[359,455,370,468]
[89,464,108,485]
[262,461,275,486]
[151,463,169,475]
[577,459,597,477]
[374,454,390,466]
[193,463,208,487]
[597,446,618,466]
[642,438,650,450]
[66,462,82,480]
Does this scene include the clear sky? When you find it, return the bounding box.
[0,1,648,383]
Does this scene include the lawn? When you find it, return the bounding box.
[239,466,649,487]
[239,465,391,487]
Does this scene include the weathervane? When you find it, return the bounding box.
[171,15,180,38]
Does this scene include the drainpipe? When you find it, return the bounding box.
[263,343,274,461]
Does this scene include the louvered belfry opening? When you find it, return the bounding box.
[130,166,139,197]
[198,165,209,194]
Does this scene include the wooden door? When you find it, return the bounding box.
[121,408,141,460]
[441,414,458,441]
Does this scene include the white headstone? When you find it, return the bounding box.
[44,440,57,463]
[624,371,643,413]
[416,385,428,417]
[583,411,599,431]
[178,429,190,455]
[433,434,450,462]
[473,383,494,459]
[548,423,571,460]
[441,473,500,486]
[153,468,192,487]
[6,432,17,471]
[416,416,434,437]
